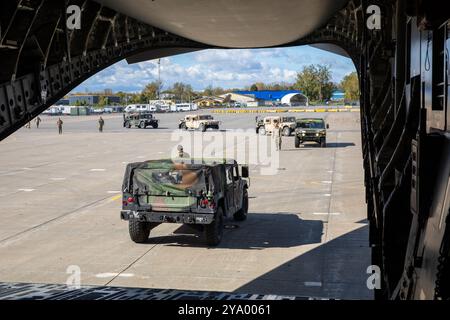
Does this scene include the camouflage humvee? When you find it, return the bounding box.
[120,158,249,246]
[124,112,159,129]
[178,114,220,132]
[255,116,296,136]
[294,118,329,148]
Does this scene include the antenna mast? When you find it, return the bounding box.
[157,58,161,100]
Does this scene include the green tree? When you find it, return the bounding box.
[203,85,214,96]
[98,96,108,107]
[170,82,193,101]
[141,81,162,102]
[202,85,223,97]
[294,64,334,102]
[340,72,360,101]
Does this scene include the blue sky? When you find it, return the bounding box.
[72,46,356,93]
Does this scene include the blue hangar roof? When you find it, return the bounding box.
[234,90,303,101]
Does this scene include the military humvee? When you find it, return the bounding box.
[178,114,220,132]
[120,158,249,246]
[256,116,296,136]
[294,118,329,148]
[124,112,159,129]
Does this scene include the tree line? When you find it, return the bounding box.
[82,64,360,106]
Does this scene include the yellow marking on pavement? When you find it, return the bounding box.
[211,107,360,114]
[110,194,122,201]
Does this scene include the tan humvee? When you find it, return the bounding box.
[256,116,296,136]
[179,114,220,132]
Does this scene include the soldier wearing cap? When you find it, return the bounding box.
[98,116,105,132]
[57,117,63,134]
[177,145,190,158]
[35,116,41,128]
[272,120,282,151]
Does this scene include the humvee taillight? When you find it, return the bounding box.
[200,198,215,209]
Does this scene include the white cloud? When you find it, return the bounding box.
[73,46,356,93]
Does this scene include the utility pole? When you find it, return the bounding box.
[157,58,161,100]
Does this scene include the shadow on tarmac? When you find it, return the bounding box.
[144,212,323,249]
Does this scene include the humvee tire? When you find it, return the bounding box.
[295,135,301,148]
[282,127,291,136]
[129,220,152,243]
[180,122,187,130]
[234,188,248,221]
[205,206,224,246]
[152,122,158,129]
[138,122,145,129]
[200,123,207,132]
[320,138,326,148]
[258,126,266,135]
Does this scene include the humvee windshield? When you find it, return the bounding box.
[199,115,213,120]
[296,119,325,129]
[283,117,296,122]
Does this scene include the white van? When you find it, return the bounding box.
[175,103,193,112]
[125,104,150,113]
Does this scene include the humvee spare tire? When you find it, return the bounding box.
[259,126,266,135]
[234,188,248,221]
[295,135,301,148]
[282,127,291,136]
[205,206,224,246]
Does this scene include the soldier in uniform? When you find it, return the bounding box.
[98,116,105,132]
[25,121,31,129]
[177,145,190,158]
[57,117,63,134]
[272,120,282,151]
[35,116,41,128]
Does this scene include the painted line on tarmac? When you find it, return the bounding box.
[96,273,134,278]
[312,212,341,216]
[108,194,122,202]
[90,168,106,172]
[304,282,322,287]
[107,190,121,194]
[50,177,66,181]
[0,194,113,247]
[17,188,35,192]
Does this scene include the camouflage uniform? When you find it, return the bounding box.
[57,118,63,134]
[98,117,105,132]
[177,145,190,158]
[272,124,282,151]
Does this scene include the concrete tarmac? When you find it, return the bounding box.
[0,110,372,299]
